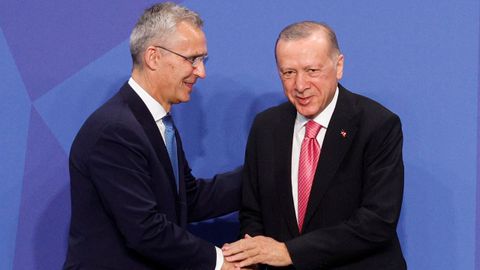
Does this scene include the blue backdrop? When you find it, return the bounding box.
[0,0,479,269]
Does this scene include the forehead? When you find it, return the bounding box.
[276,33,332,66]
[168,21,207,51]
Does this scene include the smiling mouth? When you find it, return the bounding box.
[184,81,194,89]
[296,96,311,105]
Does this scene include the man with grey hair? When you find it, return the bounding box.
[64,2,241,269]
[223,21,406,269]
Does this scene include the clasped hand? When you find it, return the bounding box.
[222,234,292,269]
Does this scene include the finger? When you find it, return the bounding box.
[222,239,243,253]
[223,248,239,257]
[223,239,256,255]
[225,252,249,263]
[223,244,248,256]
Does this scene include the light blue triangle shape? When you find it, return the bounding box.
[34,40,131,153]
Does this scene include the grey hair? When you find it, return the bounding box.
[129,2,203,66]
[276,21,340,56]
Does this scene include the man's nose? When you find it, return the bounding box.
[193,61,206,79]
[294,72,309,92]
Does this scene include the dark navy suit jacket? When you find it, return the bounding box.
[240,85,406,269]
[64,83,241,269]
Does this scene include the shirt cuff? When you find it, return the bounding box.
[215,246,224,270]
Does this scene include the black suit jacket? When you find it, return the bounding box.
[64,83,241,270]
[240,85,406,269]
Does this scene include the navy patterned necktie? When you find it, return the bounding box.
[162,113,179,191]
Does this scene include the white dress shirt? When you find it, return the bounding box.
[128,77,169,142]
[128,77,224,270]
[291,87,339,221]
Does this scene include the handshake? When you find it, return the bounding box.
[220,234,293,270]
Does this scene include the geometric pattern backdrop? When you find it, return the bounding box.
[0,0,479,269]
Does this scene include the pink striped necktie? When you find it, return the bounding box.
[298,120,322,232]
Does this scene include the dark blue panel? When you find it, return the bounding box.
[13,108,70,270]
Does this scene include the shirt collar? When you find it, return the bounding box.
[295,86,339,129]
[128,77,167,122]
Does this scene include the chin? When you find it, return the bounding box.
[180,95,191,103]
[295,106,315,119]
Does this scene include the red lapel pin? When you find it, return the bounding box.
[340,129,347,138]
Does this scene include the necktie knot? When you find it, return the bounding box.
[305,120,321,139]
[162,113,174,131]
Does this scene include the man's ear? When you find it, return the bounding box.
[336,54,344,80]
[143,46,160,71]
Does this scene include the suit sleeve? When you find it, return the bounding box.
[183,157,243,222]
[239,120,265,237]
[285,114,404,269]
[88,123,216,269]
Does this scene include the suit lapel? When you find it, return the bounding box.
[274,103,301,237]
[119,83,178,197]
[303,85,360,229]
